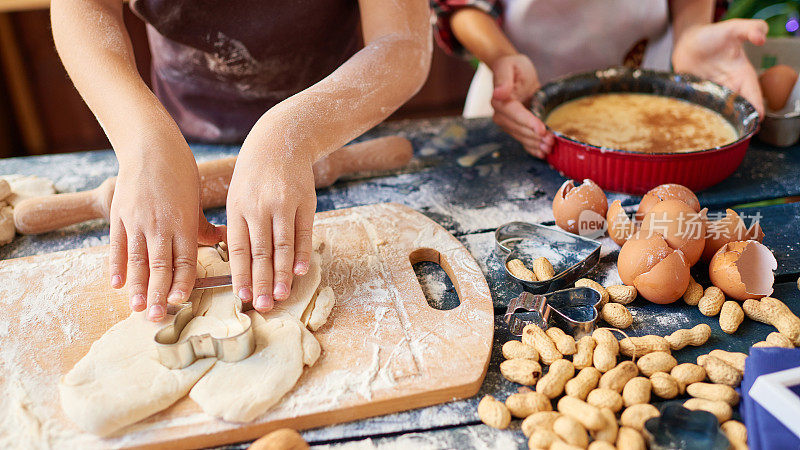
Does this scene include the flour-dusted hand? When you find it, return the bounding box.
[490,54,554,159]
[673,19,768,118]
[226,131,317,313]
[108,129,225,322]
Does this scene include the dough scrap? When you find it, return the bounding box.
[58,312,216,436]
[307,286,335,331]
[0,175,56,207]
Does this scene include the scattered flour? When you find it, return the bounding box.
[0,249,111,449]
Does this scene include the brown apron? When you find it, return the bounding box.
[131,0,361,143]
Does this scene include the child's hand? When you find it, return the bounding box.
[225,135,316,313]
[673,19,767,118]
[490,54,554,158]
[109,131,224,321]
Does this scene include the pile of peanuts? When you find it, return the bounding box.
[684,276,800,348]
[485,269,800,450]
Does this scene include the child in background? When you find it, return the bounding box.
[432,0,766,158]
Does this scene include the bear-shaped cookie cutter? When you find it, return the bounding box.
[504,287,602,338]
[154,276,256,369]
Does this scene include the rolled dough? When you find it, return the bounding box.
[59,243,335,435]
[188,248,329,422]
[58,312,216,437]
[188,312,321,422]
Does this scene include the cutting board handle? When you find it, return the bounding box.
[408,245,491,315]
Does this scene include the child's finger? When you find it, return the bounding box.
[492,98,540,132]
[493,111,538,142]
[169,236,197,304]
[197,208,226,245]
[294,202,316,276]
[272,212,295,302]
[126,231,149,312]
[730,19,767,45]
[145,236,172,322]
[227,214,253,303]
[249,219,274,312]
[109,218,127,289]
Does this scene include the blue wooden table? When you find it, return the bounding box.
[1,117,799,449]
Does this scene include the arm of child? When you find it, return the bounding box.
[670,0,715,41]
[224,0,432,312]
[449,7,553,158]
[51,0,224,321]
[670,0,767,116]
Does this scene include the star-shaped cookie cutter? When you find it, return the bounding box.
[504,287,602,338]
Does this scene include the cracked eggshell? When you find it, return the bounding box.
[617,233,673,286]
[639,200,707,266]
[703,209,765,262]
[709,240,777,300]
[552,179,608,234]
[637,184,701,219]
[607,200,636,246]
[634,250,691,304]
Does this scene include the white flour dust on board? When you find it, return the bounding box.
[0,249,106,341]
[0,249,113,449]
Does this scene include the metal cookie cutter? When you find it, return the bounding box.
[504,287,602,338]
[643,402,730,450]
[154,299,255,370]
[496,222,602,294]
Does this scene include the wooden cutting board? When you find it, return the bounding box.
[0,203,494,449]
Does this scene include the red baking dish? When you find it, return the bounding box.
[531,68,760,195]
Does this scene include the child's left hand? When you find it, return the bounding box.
[672,19,768,118]
[225,126,317,313]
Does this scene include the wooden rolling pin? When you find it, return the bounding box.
[13,136,412,235]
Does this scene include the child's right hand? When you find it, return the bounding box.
[108,130,224,321]
[490,54,554,159]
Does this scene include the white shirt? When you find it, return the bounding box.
[464,0,673,117]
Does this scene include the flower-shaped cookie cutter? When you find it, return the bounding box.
[495,222,601,294]
[643,402,730,450]
[154,304,255,370]
[503,287,602,338]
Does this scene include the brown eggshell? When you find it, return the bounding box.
[709,240,777,300]
[607,200,636,246]
[552,179,608,234]
[703,209,765,262]
[639,200,707,266]
[617,233,672,286]
[634,250,691,304]
[759,64,799,111]
[637,184,701,219]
